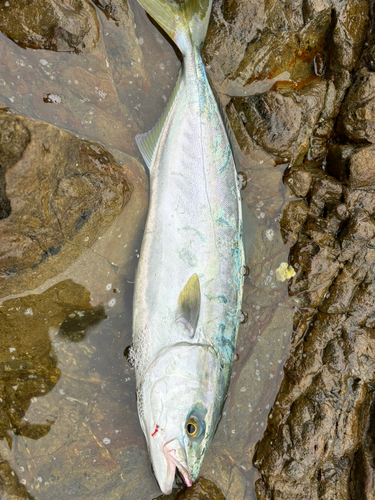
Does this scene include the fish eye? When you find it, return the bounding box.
[186,418,199,438]
[185,416,204,439]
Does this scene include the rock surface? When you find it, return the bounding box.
[250,3,375,497]
[0,0,99,53]
[0,111,137,297]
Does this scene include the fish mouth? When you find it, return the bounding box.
[164,439,192,488]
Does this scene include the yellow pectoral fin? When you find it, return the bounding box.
[176,273,201,337]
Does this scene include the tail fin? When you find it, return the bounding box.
[136,0,212,53]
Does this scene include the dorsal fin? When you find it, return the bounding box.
[176,273,201,337]
[135,70,182,169]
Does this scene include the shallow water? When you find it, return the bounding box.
[0,1,297,498]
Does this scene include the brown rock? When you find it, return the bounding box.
[0,112,138,296]
[326,143,357,183]
[0,0,99,52]
[325,0,369,106]
[280,200,309,245]
[0,114,30,219]
[234,92,302,157]
[233,80,326,165]
[284,168,313,198]
[348,145,375,189]
[307,172,342,216]
[156,477,225,500]
[338,69,375,143]
[203,0,330,95]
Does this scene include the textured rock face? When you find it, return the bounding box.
[250,6,375,499]
[0,0,99,52]
[0,111,134,297]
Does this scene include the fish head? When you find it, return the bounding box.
[137,344,226,494]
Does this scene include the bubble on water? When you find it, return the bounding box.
[39,59,48,66]
[239,310,248,324]
[47,94,61,104]
[237,171,247,190]
[103,438,111,445]
[106,283,112,291]
[265,229,274,241]
[108,299,116,308]
[241,265,250,276]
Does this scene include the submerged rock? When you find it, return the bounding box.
[0,111,147,298]
[0,0,99,52]
[0,279,106,498]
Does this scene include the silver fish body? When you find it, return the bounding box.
[132,0,249,493]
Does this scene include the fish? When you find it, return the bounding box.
[131,0,258,494]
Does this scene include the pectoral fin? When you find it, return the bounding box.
[176,273,201,337]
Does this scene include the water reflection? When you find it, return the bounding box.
[0,280,104,496]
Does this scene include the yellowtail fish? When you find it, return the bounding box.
[131,0,257,493]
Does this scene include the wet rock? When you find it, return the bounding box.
[280,200,309,245]
[234,92,302,157]
[0,2,145,157]
[0,115,30,219]
[325,0,369,106]
[357,1,375,72]
[284,168,313,198]
[0,111,138,297]
[349,391,375,499]
[338,69,375,143]
[327,144,375,190]
[156,477,225,500]
[203,0,331,94]
[253,43,375,497]
[0,279,106,499]
[347,146,375,189]
[325,143,357,183]
[233,80,326,165]
[307,171,342,216]
[0,0,99,52]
